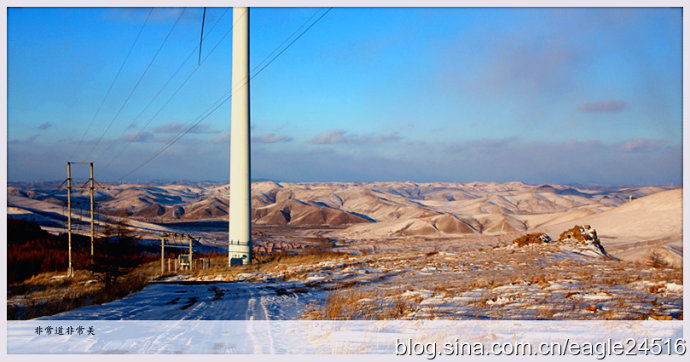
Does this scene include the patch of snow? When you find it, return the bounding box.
[419,295,446,305]
[355,267,378,274]
[665,282,682,293]
[486,296,515,306]
[490,284,523,293]
[401,290,433,300]
[305,273,328,282]
[580,292,613,301]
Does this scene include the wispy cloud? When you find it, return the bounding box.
[252,133,292,144]
[9,135,39,145]
[467,137,519,149]
[102,8,201,24]
[619,138,666,153]
[210,133,230,144]
[120,132,155,142]
[447,137,670,157]
[447,137,519,153]
[38,122,52,130]
[308,129,400,145]
[578,100,627,113]
[251,136,681,185]
[154,122,220,134]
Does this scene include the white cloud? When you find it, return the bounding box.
[252,133,292,143]
[308,129,400,144]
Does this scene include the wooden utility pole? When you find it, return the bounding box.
[61,161,96,277]
[67,162,73,277]
[90,162,95,264]
[161,236,165,274]
[189,235,193,271]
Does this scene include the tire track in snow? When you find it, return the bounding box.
[244,285,260,353]
[258,287,276,353]
[42,281,323,322]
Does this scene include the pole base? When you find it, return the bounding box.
[228,241,251,266]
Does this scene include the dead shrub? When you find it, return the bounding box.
[649,284,666,294]
[8,261,160,320]
[647,251,672,269]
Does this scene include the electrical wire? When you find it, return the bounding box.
[100,8,230,169]
[85,8,186,160]
[249,7,326,75]
[68,8,153,160]
[101,8,248,173]
[117,7,333,181]
[199,7,207,66]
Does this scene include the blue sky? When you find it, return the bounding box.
[7,7,683,185]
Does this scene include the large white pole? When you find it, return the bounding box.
[229,7,251,265]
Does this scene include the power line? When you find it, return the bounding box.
[252,7,332,80]
[86,8,186,161]
[117,7,334,181]
[100,8,230,169]
[198,7,207,66]
[68,8,153,160]
[101,8,241,171]
[248,7,326,75]
[119,90,231,181]
[102,8,247,171]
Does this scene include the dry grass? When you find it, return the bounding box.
[647,250,674,269]
[8,247,354,320]
[304,287,374,319]
[304,286,418,320]
[187,250,353,281]
[535,304,558,319]
[8,261,162,320]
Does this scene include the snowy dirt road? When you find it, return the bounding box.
[43,281,326,320]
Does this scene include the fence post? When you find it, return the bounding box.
[161,237,165,274]
[189,236,193,272]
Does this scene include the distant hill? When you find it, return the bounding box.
[8,180,676,233]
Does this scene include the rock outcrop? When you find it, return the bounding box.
[558,225,612,258]
[511,233,552,247]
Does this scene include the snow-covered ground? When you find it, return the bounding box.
[7,320,683,354]
[42,281,326,320]
[6,240,684,354]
